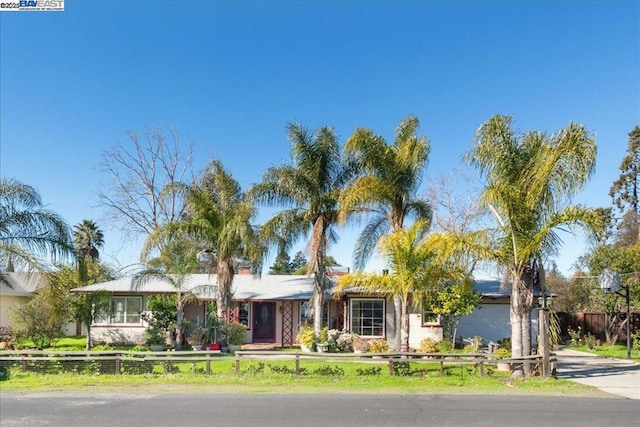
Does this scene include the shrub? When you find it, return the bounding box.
[633,331,640,352]
[223,322,247,345]
[352,334,370,352]
[419,338,438,353]
[436,339,453,353]
[493,347,511,360]
[368,339,389,353]
[335,332,354,352]
[296,324,315,349]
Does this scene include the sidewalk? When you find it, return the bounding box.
[554,348,640,400]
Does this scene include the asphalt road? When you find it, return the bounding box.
[1,392,638,427]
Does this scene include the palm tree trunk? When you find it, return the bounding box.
[400,295,410,353]
[175,300,184,350]
[393,295,402,351]
[217,260,235,320]
[510,279,524,378]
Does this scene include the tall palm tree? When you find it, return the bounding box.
[336,220,465,351]
[339,115,432,349]
[143,159,261,320]
[0,178,73,281]
[250,123,346,337]
[73,219,104,261]
[73,219,105,286]
[466,114,603,376]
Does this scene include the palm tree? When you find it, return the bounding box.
[339,115,432,349]
[0,178,73,280]
[143,159,261,320]
[250,123,346,337]
[466,114,603,376]
[132,252,198,351]
[335,221,466,352]
[73,219,105,286]
[73,219,104,261]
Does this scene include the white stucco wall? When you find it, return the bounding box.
[91,326,147,345]
[0,295,27,327]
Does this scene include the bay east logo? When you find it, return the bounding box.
[0,0,64,11]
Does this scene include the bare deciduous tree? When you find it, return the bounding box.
[98,127,193,257]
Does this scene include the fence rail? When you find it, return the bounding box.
[0,350,553,378]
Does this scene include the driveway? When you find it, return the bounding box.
[555,348,640,400]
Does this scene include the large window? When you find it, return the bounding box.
[238,302,250,328]
[97,296,142,325]
[350,298,385,337]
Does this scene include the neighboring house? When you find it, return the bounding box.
[0,273,47,328]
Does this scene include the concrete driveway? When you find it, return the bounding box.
[555,348,640,400]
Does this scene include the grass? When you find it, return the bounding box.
[0,357,599,397]
[566,344,640,361]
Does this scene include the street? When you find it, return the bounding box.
[1,392,638,427]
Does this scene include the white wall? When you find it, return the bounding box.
[457,303,539,345]
[408,313,444,349]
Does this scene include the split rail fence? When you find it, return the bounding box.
[0,350,554,378]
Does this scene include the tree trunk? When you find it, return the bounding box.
[510,280,524,378]
[313,285,323,340]
[175,301,184,350]
[217,260,235,320]
[393,295,402,351]
[85,324,91,351]
[400,296,410,353]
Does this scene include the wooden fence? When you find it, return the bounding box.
[557,312,640,343]
[0,350,552,378]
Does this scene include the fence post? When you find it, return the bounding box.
[235,353,240,375]
[388,358,394,376]
[21,353,27,372]
[478,357,484,377]
[115,352,121,375]
[295,354,300,376]
[439,359,444,377]
[206,353,211,375]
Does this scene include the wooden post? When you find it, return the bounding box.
[388,358,394,376]
[539,307,550,378]
[115,352,121,375]
[235,353,240,375]
[439,359,444,377]
[295,354,300,376]
[478,357,484,377]
[206,353,211,375]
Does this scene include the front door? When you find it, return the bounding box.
[253,302,276,341]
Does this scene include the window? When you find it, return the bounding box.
[96,296,142,325]
[300,301,311,324]
[238,302,250,328]
[299,301,330,327]
[350,298,385,337]
[422,309,441,326]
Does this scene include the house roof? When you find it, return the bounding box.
[74,274,512,300]
[73,274,324,301]
[474,279,510,297]
[0,272,47,297]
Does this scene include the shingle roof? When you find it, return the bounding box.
[73,274,323,301]
[0,272,47,296]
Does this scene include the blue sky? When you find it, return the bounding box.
[1,1,639,276]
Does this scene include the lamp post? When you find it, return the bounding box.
[599,269,631,360]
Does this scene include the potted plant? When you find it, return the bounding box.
[145,327,166,352]
[352,334,370,354]
[188,327,207,351]
[296,324,315,352]
[316,327,329,353]
[223,321,246,353]
[493,347,511,372]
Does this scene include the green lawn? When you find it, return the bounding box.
[567,344,640,361]
[0,356,599,397]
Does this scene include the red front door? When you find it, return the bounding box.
[253,302,276,342]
